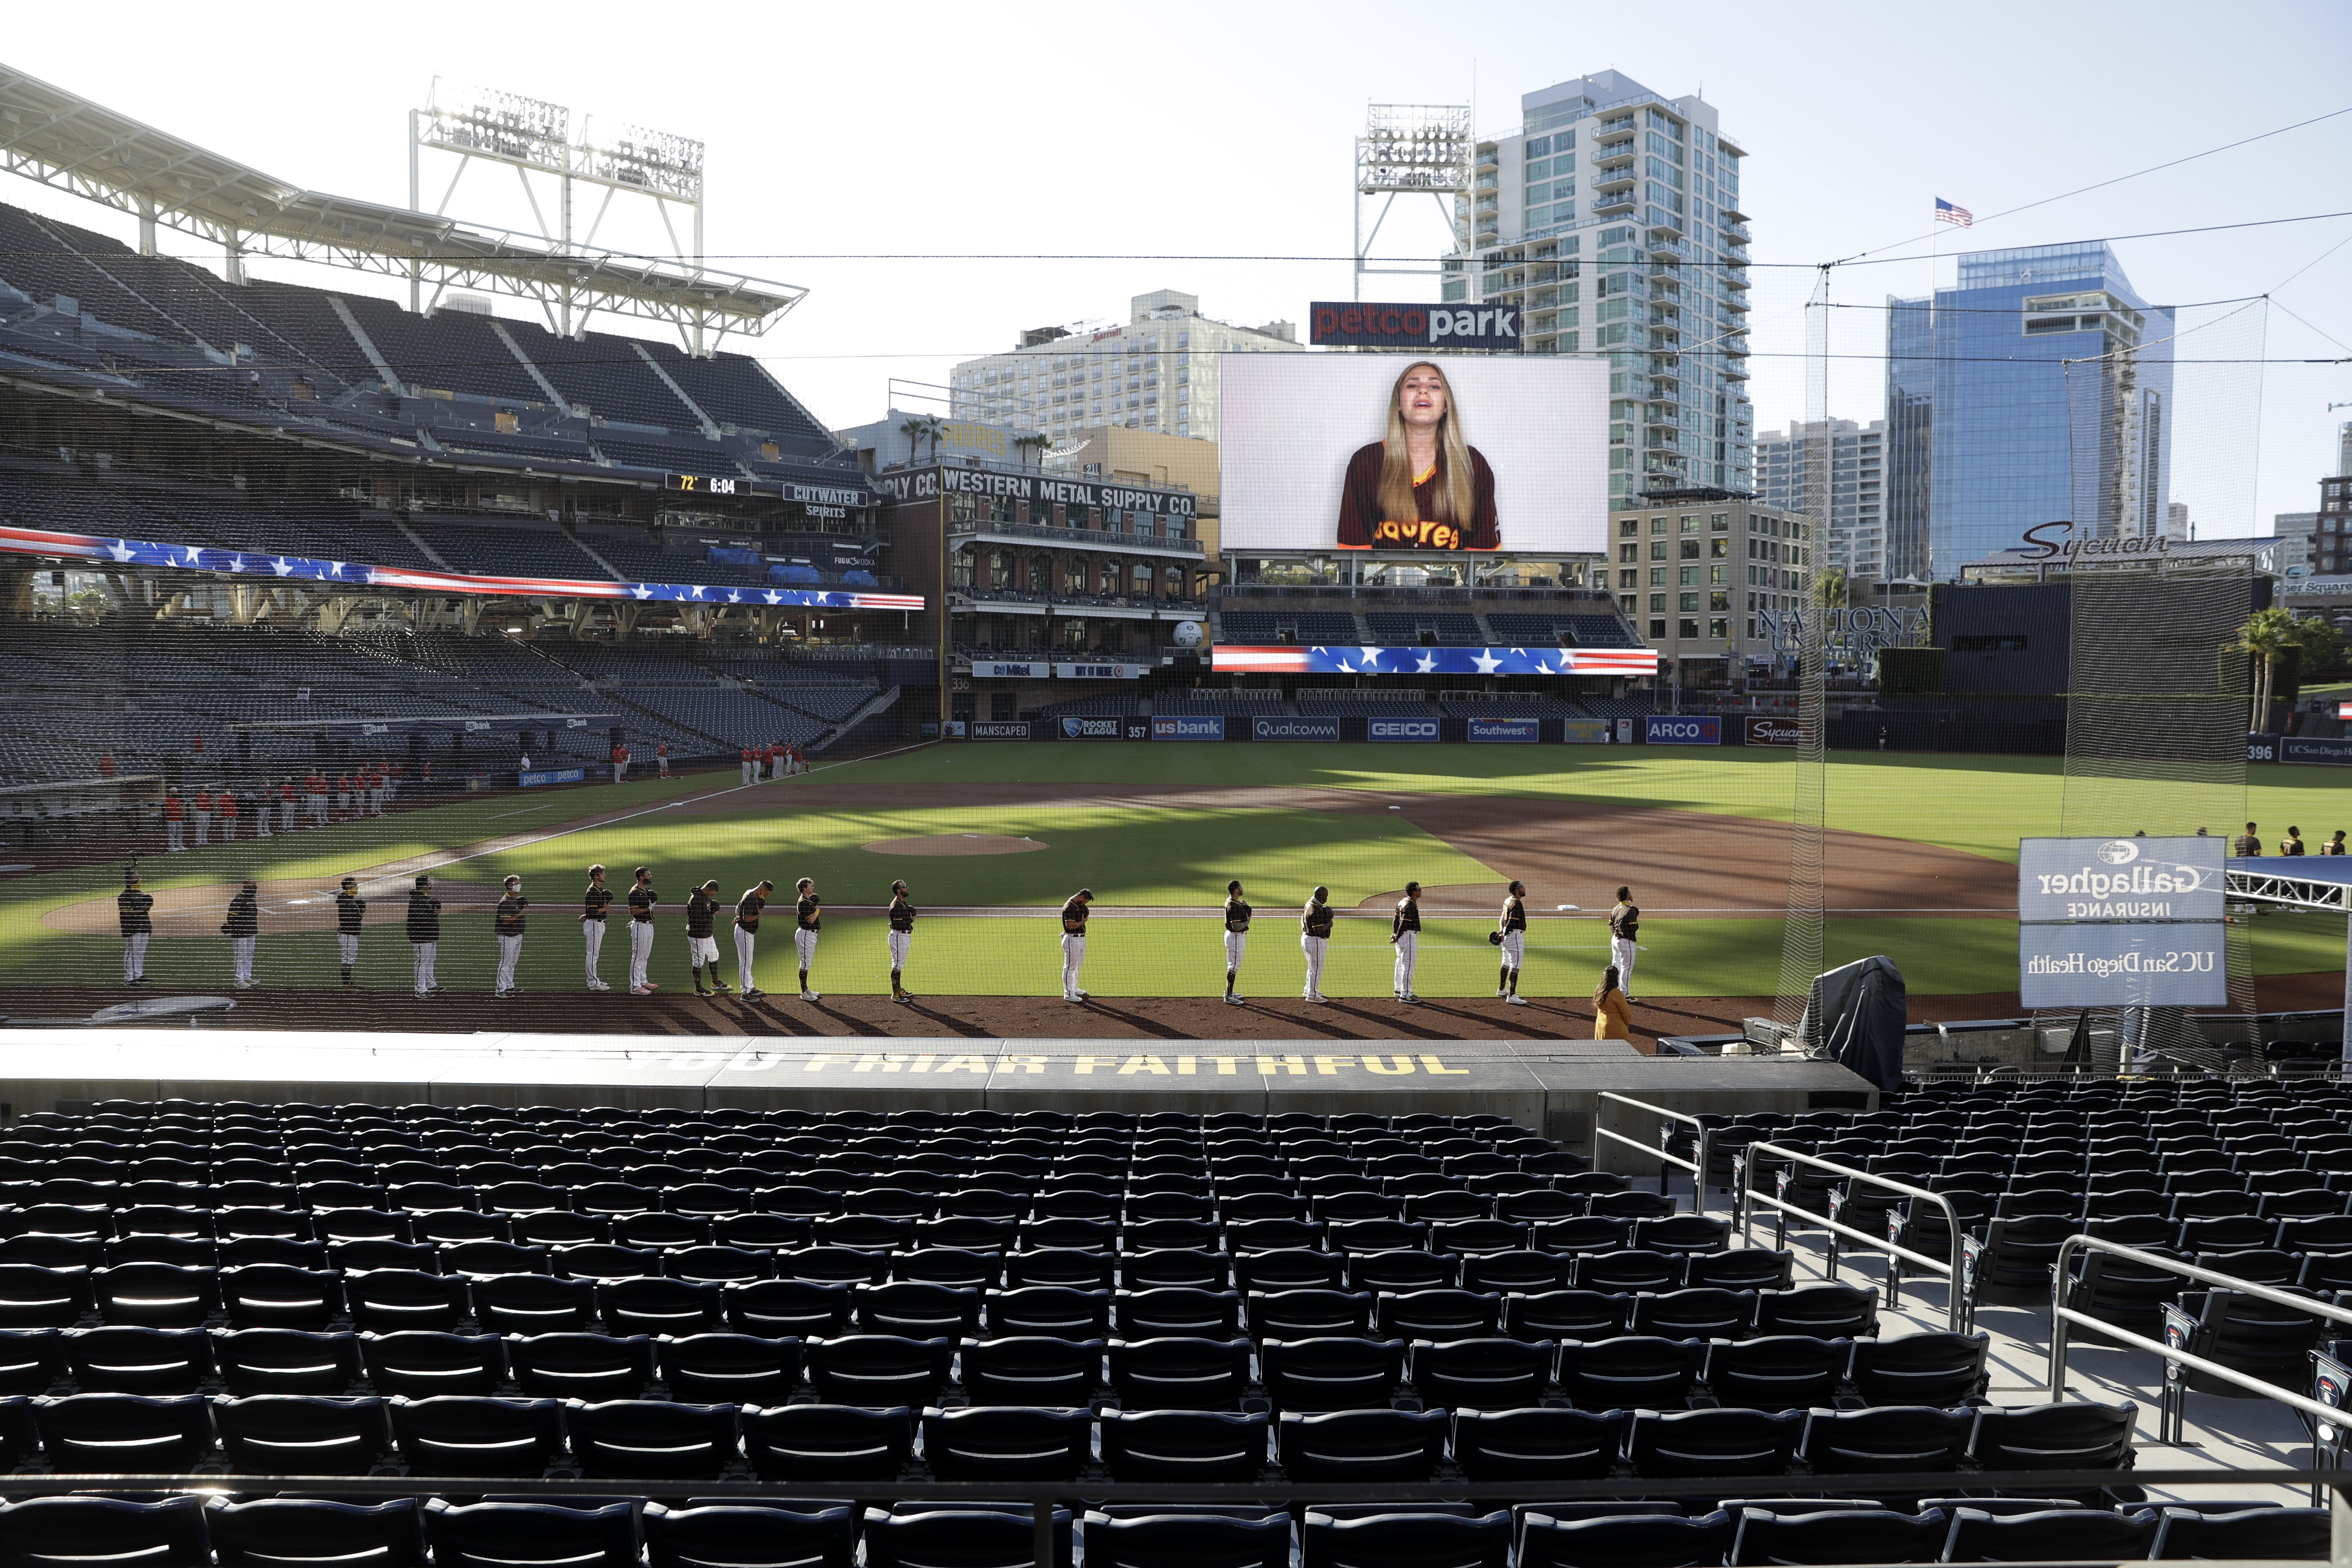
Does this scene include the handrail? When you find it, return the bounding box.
[1737,1140,1967,1332]
[2049,1234,2352,1424]
[1595,1091,1710,1214]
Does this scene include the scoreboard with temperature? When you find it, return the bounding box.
[666,473,745,496]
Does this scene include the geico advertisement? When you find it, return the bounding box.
[2018,922,2227,1009]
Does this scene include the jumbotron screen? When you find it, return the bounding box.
[1218,353,1608,555]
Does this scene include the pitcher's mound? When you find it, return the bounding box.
[861,834,1048,856]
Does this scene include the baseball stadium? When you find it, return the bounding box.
[0,53,2347,1568]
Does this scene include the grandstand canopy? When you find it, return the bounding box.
[0,65,805,338]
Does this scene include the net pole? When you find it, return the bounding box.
[1775,266,1831,1040]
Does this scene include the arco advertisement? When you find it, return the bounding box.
[1644,715,1721,746]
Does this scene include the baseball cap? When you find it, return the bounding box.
[341,876,358,889]
[415,873,432,887]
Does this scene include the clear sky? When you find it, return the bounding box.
[5,0,2347,533]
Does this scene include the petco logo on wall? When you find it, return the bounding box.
[1152,714,1227,741]
[1254,716,1340,742]
[1369,719,1441,742]
[1308,301,1520,351]
[1467,717,1540,743]
[1645,715,1720,745]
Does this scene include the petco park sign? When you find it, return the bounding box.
[1308,301,1519,351]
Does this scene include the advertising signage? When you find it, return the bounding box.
[2018,922,2227,1009]
[1254,716,1340,743]
[1369,718,1441,742]
[1467,717,1541,743]
[2016,838,2225,924]
[967,721,1034,740]
[1308,302,1521,351]
[1744,717,1807,747]
[870,466,1197,518]
[1645,715,1721,746]
[1152,714,1227,741]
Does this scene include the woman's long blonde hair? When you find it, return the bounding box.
[1377,361,1475,527]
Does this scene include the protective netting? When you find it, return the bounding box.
[1773,273,1831,1035]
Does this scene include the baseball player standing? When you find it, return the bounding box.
[612,743,630,784]
[222,879,259,989]
[886,879,916,1004]
[740,745,755,786]
[581,865,612,991]
[334,876,365,989]
[1299,885,1333,1003]
[1608,886,1641,1002]
[216,790,237,843]
[252,781,272,839]
[407,873,442,997]
[656,743,670,779]
[687,879,729,996]
[1222,879,1252,1006]
[162,790,184,853]
[493,875,528,999]
[734,879,772,999]
[192,788,212,848]
[1497,880,1530,1005]
[793,877,822,1002]
[626,867,659,994]
[1060,888,1093,1002]
[118,870,153,986]
[1390,881,1423,1004]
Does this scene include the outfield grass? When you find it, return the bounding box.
[3,745,2344,998]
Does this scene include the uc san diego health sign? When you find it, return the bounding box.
[2016,836,2226,1008]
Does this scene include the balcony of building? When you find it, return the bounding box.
[1645,214,1685,242]
[1592,165,1637,191]
[946,517,1204,558]
[1593,189,1637,215]
[951,586,1207,622]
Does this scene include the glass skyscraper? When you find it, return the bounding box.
[1885,242,2172,579]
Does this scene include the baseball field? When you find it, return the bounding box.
[6,741,2348,1023]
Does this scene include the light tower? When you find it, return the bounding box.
[1352,103,1472,301]
[408,83,709,346]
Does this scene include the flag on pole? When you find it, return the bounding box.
[1934,197,1973,227]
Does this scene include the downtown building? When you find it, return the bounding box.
[946,289,1300,445]
[1885,242,2174,580]
[1446,70,1756,507]
[1756,419,1888,582]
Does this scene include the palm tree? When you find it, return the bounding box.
[1812,567,1849,610]
[898,414,945,466]
[2234,607,2298,731]
[1014,433,1050,471]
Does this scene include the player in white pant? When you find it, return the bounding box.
[1299,885,1333,1001]
[1608,886,1640,1001]
[734,879,772,998]
[223,879,259,989]
[407,873,441,996]
[581,864,612,991]
[626,867,659,993]
[1390,881,1422,1003]
[493,874,528,999]
[1495,879,1530,1005]
[1221,879,1251,1006]
[119,871,153,986]
[1059,888,1093,1001]
[885,879,917,1003]
[791,876,822,1001]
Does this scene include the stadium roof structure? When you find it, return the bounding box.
[0,64,805,339]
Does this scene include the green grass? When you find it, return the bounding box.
[5,746,2345,998]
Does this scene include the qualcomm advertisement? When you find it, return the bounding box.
[1467,717,1542,743]
[1254,716,1340,743]
[1645,715,1721,746]
[2018,922,2227,1009]
[1369,718,1441,743]
[1152,714,1227,741]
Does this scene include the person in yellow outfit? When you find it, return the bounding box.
[1592,964,1634,1041]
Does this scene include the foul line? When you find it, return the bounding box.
[344,740,944,890]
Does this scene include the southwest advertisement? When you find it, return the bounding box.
[1218,355,1607,555]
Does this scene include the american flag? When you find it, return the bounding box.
[1935,197,1973,227]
